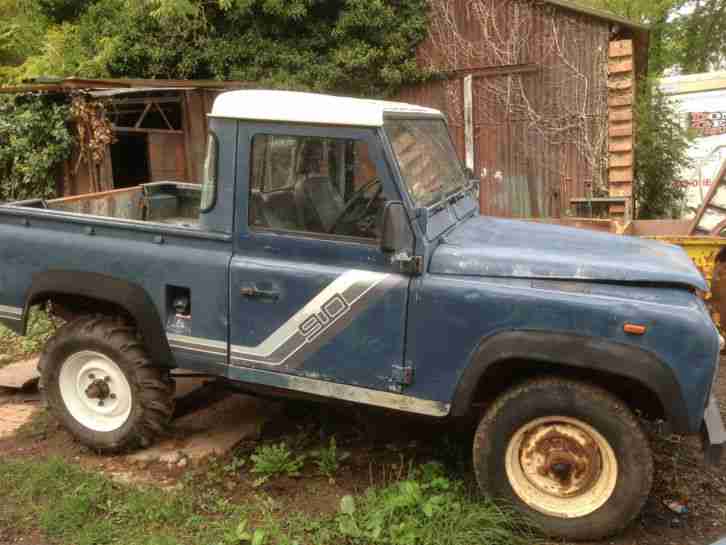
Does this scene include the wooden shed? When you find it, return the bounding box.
[395,0,649,219]
[0,78,250,196]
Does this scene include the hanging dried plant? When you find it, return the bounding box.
[70,94,116,192]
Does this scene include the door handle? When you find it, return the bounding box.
[239,286,280,301]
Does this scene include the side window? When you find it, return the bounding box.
[200,133,218,212]
[249,134,385,240]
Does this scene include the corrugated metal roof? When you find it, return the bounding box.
[0,77,253,94]
[543,0,649,31]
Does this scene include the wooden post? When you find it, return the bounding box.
[608,39,635,220]
[464,75,474,172]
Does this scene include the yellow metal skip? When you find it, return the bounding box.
[644,236,726,330]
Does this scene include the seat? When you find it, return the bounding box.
[293,176,345,234]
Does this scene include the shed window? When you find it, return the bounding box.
[200,133,218,212]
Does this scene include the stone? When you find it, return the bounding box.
[0,357,40,390]
[159,451,183,465]
[127,394,281,464]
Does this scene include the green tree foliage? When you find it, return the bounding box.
[576,0,685,74]
[632,79,692,218]
[676,0,726,73]
[0,94,74,202]
[0,1,50,81]
[2,0,429,96]
[577,0,726,74]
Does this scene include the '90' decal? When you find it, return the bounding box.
[299,293,350,342]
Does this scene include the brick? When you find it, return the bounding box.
[609,123,633,137]
[609,139,633,152]
[609,183,633,198]
[608,93,634,107]
[609,40,633,58]
[608,59,634,74]
[609,167,633,183]
[608,78,633,91]
[609,204,626,214]
[609,152,633,168]
[609,108,633,122]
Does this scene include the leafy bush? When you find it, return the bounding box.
[0,94,73,202]
[250,442,305,486]
[633,78,692,219]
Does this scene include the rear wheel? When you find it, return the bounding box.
[473,378,652,541]
[40,316,174,452]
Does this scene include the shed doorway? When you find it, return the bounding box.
[111,133,151,188]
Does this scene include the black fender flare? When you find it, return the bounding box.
[450,330,690,433]
[24,271,173,366]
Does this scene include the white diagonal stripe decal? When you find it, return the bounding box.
[231,270,390,366]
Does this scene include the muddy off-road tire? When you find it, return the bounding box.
[39,316,175,453]
[473,378,652,541]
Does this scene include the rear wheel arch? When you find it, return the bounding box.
[24,271,173,367]
[451,330,686,432]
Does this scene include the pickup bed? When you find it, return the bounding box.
[0,89,724,540]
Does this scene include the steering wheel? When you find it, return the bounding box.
[328,178,383,234]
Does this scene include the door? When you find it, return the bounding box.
[227,123,411,393]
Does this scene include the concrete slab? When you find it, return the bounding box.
[171,372,210,399]
[0,404,39,439]
[127,393,280,464]
[0,357,40,390]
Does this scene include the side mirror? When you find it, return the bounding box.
[381,201,414,254]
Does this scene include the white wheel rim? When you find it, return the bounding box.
[505,416,618,519]
[58,350,133,433]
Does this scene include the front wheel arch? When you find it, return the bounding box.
[451,331,686,432]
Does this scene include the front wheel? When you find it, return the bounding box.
[39,316,175,453]
[473,378,653,541]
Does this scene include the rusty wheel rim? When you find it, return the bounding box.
[505,416,618,518]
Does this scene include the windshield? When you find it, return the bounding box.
[385,118,468,208]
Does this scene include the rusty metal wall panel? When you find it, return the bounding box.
[148,132,187,182]
[395,0,610,218]
[49,187,144,219]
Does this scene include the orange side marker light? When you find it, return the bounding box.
[623,323,647,335]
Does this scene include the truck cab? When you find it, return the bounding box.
[1,90,724,541]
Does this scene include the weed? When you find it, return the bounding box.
[311,437,350,481]
[250,442,305,487]
[205,454,247,486]
[336,462,534,545]
[0,306,58,366]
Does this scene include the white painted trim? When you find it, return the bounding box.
[0,304,22,320]
[210,90,443,127]
[233,365,450,417]
[464,75,475,171]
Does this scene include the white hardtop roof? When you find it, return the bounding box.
[209,90,443,127]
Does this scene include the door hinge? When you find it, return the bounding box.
[391,252,423,275]
[389,363,414,392]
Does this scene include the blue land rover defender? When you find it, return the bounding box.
[0,90,724,540]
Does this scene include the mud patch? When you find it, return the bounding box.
[0,404,40,439]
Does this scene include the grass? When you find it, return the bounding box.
[0,307,57,367]
[0,456,534,545]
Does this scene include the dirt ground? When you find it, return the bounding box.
[1,362,726,545]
